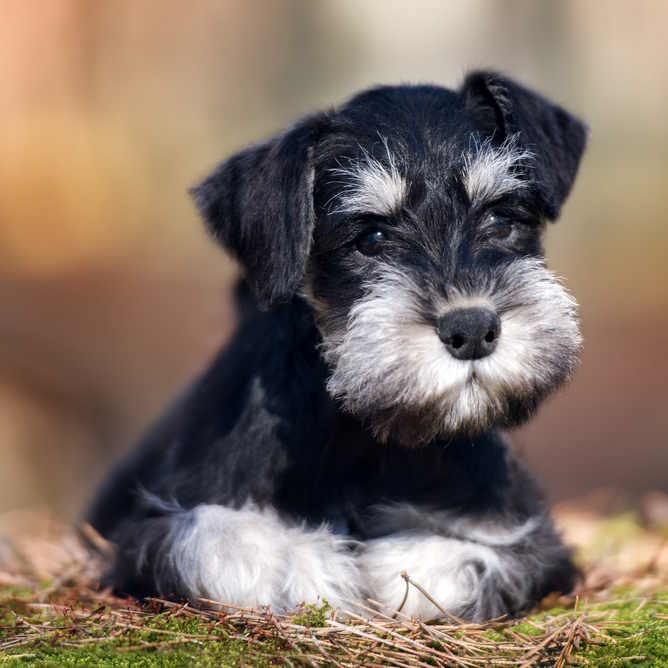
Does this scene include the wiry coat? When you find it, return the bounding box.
[89,71,587,621]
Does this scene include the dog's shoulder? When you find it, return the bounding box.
[88,290,332,534]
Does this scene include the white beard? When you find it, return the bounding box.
[320,258,581,444]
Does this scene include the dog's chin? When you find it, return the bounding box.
[325,335,579,447]
[347,374,547,448]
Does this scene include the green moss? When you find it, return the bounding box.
[3,629,291,667]
[480,594,668,667]
[483,628,506,642]
[292,600,331,627]
[2,587,666,666]
[562,594,668,668]
[509,620,544,637]
[6,645,232,667]
[0,597,296,667]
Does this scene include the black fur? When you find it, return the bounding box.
[89,71,587,620]
[191,115,328,308]
[462,71,587,219]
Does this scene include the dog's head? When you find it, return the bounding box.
[192,71,587,445]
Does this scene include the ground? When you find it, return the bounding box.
[1,494,666,667]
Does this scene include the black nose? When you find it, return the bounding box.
[437,307,501,360]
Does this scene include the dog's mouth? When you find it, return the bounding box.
[321,258,581,446]
[444,358,489,386]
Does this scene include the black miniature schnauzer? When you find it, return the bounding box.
[89,71,587,621]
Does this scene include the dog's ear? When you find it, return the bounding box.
[191,114,327,309]
[461,70,587,219]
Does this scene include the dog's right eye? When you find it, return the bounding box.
[355,229,387,256]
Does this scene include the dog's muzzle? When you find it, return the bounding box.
[437,307,500,361]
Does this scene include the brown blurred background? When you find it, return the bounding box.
[1,1,666,518]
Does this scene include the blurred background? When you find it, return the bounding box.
[0,0,666,519]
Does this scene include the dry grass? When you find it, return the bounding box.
[0,499,667,667]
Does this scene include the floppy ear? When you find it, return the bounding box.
[191,114,327,309]
[461,70,587,219]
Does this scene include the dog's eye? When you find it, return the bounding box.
[356,229,387,256]
[486,213,514,240]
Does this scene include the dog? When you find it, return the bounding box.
[88,71,587,622]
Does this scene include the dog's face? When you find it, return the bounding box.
[193,72,587,445]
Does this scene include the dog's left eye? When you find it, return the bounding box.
[356,229,387,256]
[486,213,514,240]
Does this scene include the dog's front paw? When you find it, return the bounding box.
[358,530,572,621]
[161,503,361,611]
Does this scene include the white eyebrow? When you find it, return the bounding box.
[328,137,407,216]
[462,135,532,206]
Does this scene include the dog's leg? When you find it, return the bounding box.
[357,512,574,621]
[110,503,361,611]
